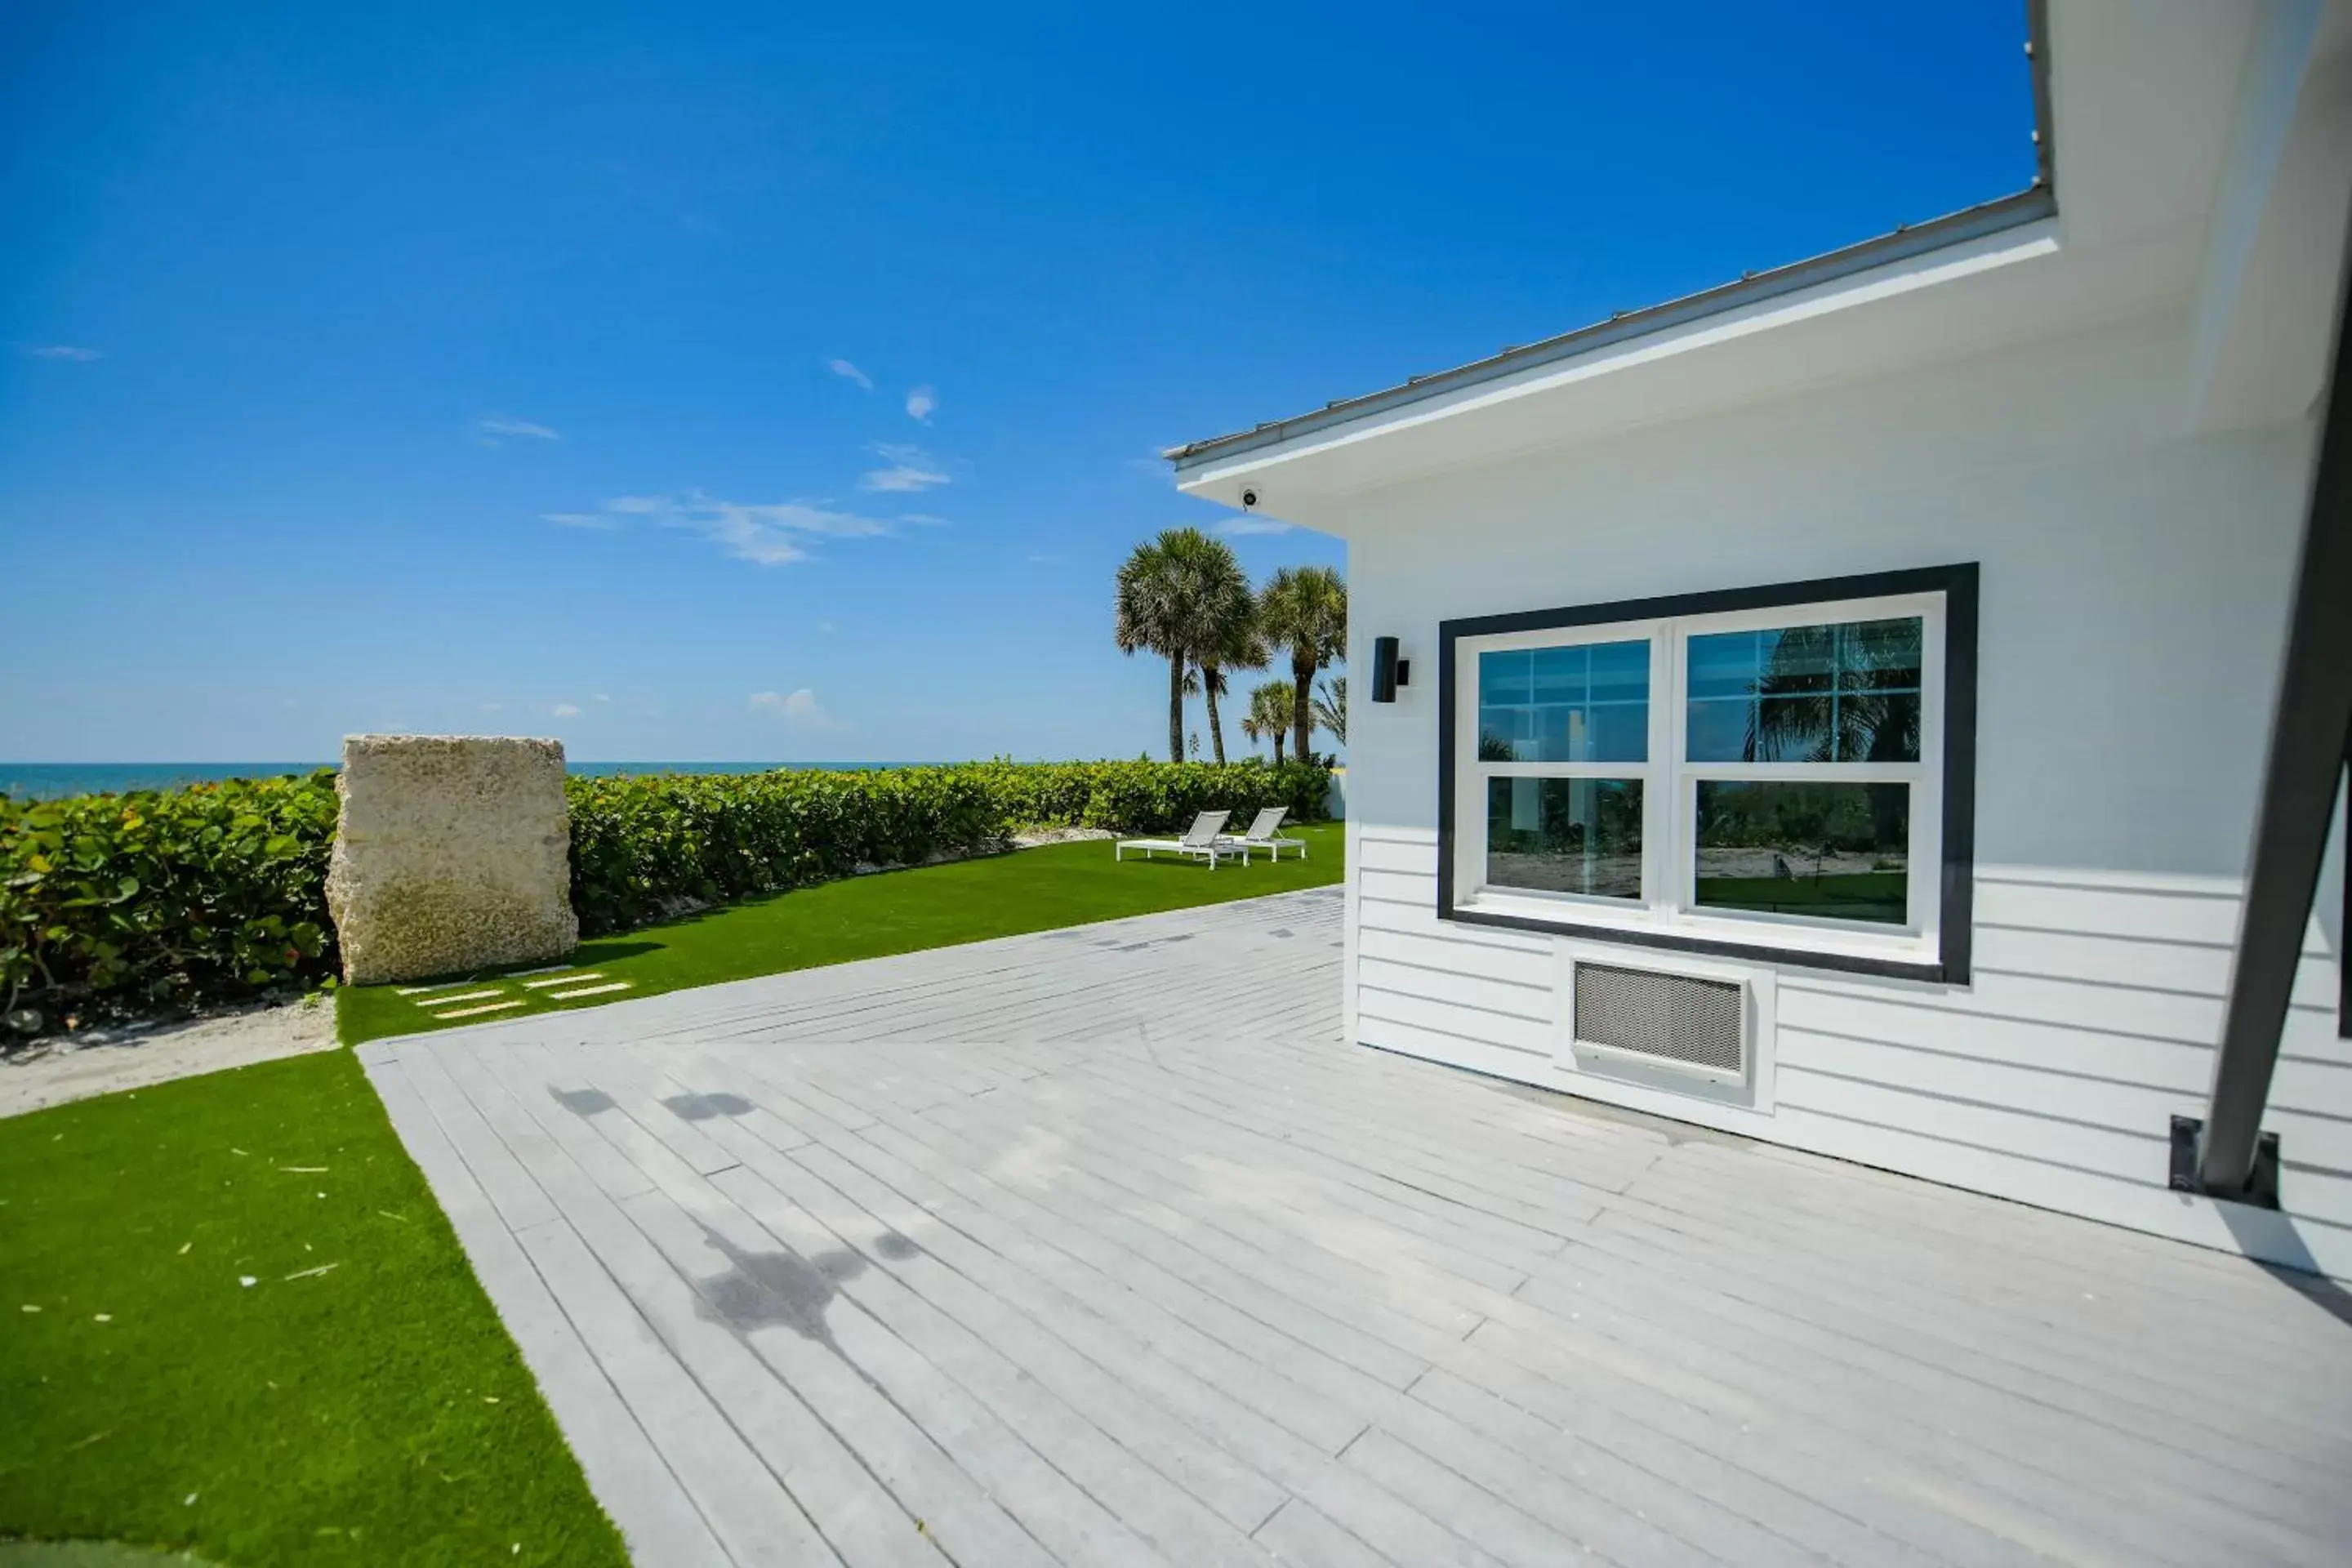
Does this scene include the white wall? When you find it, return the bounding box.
[1341,307,2352,1278]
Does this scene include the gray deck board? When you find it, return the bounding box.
[1248,1499,1394,1568]
[359,885,2352,1566]
[688,1073,1290,1523]
[368,1058,737,1568]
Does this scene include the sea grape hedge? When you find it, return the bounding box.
[2,759,1332,1030]
[563,759,1330,933]
[0,771,341,1032]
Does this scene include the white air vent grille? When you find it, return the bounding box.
[1573,963,1744,1075]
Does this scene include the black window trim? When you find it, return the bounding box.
[1437,562,1979,985]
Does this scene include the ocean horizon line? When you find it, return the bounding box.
[0,760,943,802]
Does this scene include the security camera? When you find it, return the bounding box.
[1241,488,1258,510]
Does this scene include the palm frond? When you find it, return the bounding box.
[1312,675,1347,744]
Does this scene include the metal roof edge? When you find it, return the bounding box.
[1167,0,2059,475]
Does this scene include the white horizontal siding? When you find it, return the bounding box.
[1357,978,1552,1055]
[1356,927,1552,990]
[1820,963,2335,1045]
[1775,988,2216,1087]
[1353,835,1439,876]
[1356,1014,1552,1072]
[1971,924,2235,994]
[1358,889,1548,954]
[1971,875,2246,945]
[1775,1062,2167,1183]
[1343,831,2352,1278]
[1357,867,1441,909]
[1777,1030,2197,1153]
[2265,1107,2352,1175]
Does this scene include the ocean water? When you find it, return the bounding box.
[0,760,916,801]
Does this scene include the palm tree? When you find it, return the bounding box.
[1258,565,1348,764]
[1195,568,1263,765]
[1242,679,1295,762]
[1312,675,1347,746]
[1115,528,1247,762]
[1744,621,1921,765]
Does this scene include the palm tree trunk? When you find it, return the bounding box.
[1203,665,1227,764]
[1167,655,1186,763]
[1273,732,1286,764]
[1291,654,1314,765]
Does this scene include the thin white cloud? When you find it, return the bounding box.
[478,416,560,442]
[898,512,951,527]
[552,702,582,717]
[569,488,895,566]
[1214,516,1294,537]
[817,621,837,635]
[479,702,505,712]
[905,385,937,424]
[748,688,842,728]
[594,693,611,702]
[827,359,874,390]
[541,511,620,530]
[24,344,102,362]
[859,443,950,493]
[1028,553,1062,564]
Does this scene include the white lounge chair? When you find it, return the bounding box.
[1116,809,1241,869]
[1218,805,1307,862]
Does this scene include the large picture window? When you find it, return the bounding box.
[1438,565,1976,982]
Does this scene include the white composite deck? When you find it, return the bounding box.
[358,886,2352,1568]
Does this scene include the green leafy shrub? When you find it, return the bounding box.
[1,771,341,1031]
[564,759,1330,934]
[2,760,1333,1027]
[564,764,1004,934]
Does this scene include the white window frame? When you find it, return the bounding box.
[1448,585,1953,975]
[1465,617,1668,910]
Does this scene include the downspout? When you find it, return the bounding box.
[2185,203,2352,1203]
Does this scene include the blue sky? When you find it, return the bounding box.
[0,2,2037,764]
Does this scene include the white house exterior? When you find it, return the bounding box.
[1173,2,2352,1278]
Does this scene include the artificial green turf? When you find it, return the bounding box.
[0,1051,627,1568]
[340,822,1344,1045]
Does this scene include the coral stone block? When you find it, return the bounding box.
[326,735,578,984]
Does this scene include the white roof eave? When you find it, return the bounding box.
[1174,210,2078,518]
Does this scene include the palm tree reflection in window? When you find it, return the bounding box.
[1738,619,1921,765]
[1690,618,1921,925]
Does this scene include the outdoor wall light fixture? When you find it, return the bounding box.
[1371,636,1410,702]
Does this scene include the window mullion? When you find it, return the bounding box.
[1654,623,1680,916]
